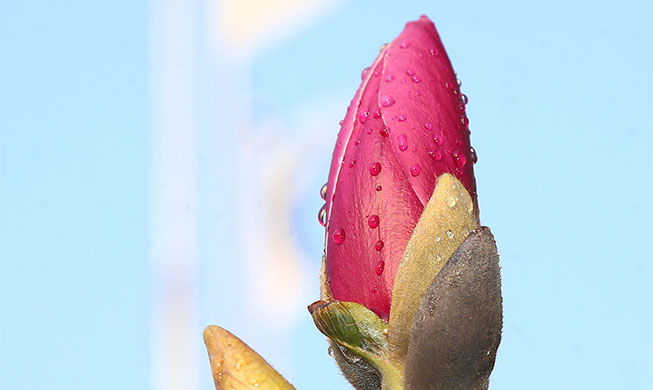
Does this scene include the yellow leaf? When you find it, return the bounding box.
[203,326,295,390]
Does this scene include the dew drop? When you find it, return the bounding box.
[381,95,396,107]
[428,150,442,161]
[318,206,327,227]
[376,185,383,191]
[379,127,389,137]
[399,41,411,48]
[446,196,457,208]
[411,74,422,83]
[376,261,385,275]
[452,149,467,167]
[373,69,380,77]
[435,236,441,242]
[339,120,344,126]
[373,107,382,118]
[320,183,327,200]
[429,47,439,56]
[383,328,389,335]
[462,94,469,105]
[470,146,478,164]
[433,135,443,145]
[435,254,442,262]
[406,68,415,76]
[333,228,345,244]
[358,111,369,124]
[361,67,370,80]
[368,215,380,228]
[375,240,384,251]
[410,163,420,177]
[397,134,408,151]
[457,78,462,87]
[355,139,361,146]
[446,230,455,239]
[384,74,395,82]
[397,114,407,122]
[424,122,433,130]
[380,43,388,51]
[349,160,356,167]
[369,162,382,176]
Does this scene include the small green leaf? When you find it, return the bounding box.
[308,300,388,357]
[308,300,404,390]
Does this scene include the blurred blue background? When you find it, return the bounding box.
[1,0,651,389]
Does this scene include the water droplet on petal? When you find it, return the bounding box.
[457,78,462,87]
[376,261,385,275]
[446,230,455,239]
[333,228,345,244]
[372,107,382,118]
[381,95,396,107]
[462,94,469,105]
[428,150,443,161]
[361,67,370,80]
[320,183,327,200]
[375,240,384,251]
[368,215,380,228]
[379,127,389,137]
[410,163,420,177]
[355,139,361,146]
[318,205,327,227]
[433,135,443,145]
[446,196,457,208]
[380,43,388,51]
[369,162,382,176]
[424,122,432,130]
[435,236,441,242]
[397,114,407,122]
[399,41,411,48]
[349,159,356,167]
[406,68,415,76]
[384,74,395,82]
[411,74,422,83]
[358,111,369,124]
[470,146,478,164]
[376,185,383,191]
[398,134,408,151]
[429,47,439,56]
[339,120,344,126]
[452,149,467,167]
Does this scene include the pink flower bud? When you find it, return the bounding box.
[323,15,477,320]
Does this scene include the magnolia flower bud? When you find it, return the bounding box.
[322,15,478,321]
[311,15,502,390]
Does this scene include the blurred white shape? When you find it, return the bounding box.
[209,0,342,59]
[150,0,199,390]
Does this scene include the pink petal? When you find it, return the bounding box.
[379,16,477,204]
[325,51,422,320]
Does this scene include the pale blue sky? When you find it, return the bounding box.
[1,1,652,389]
